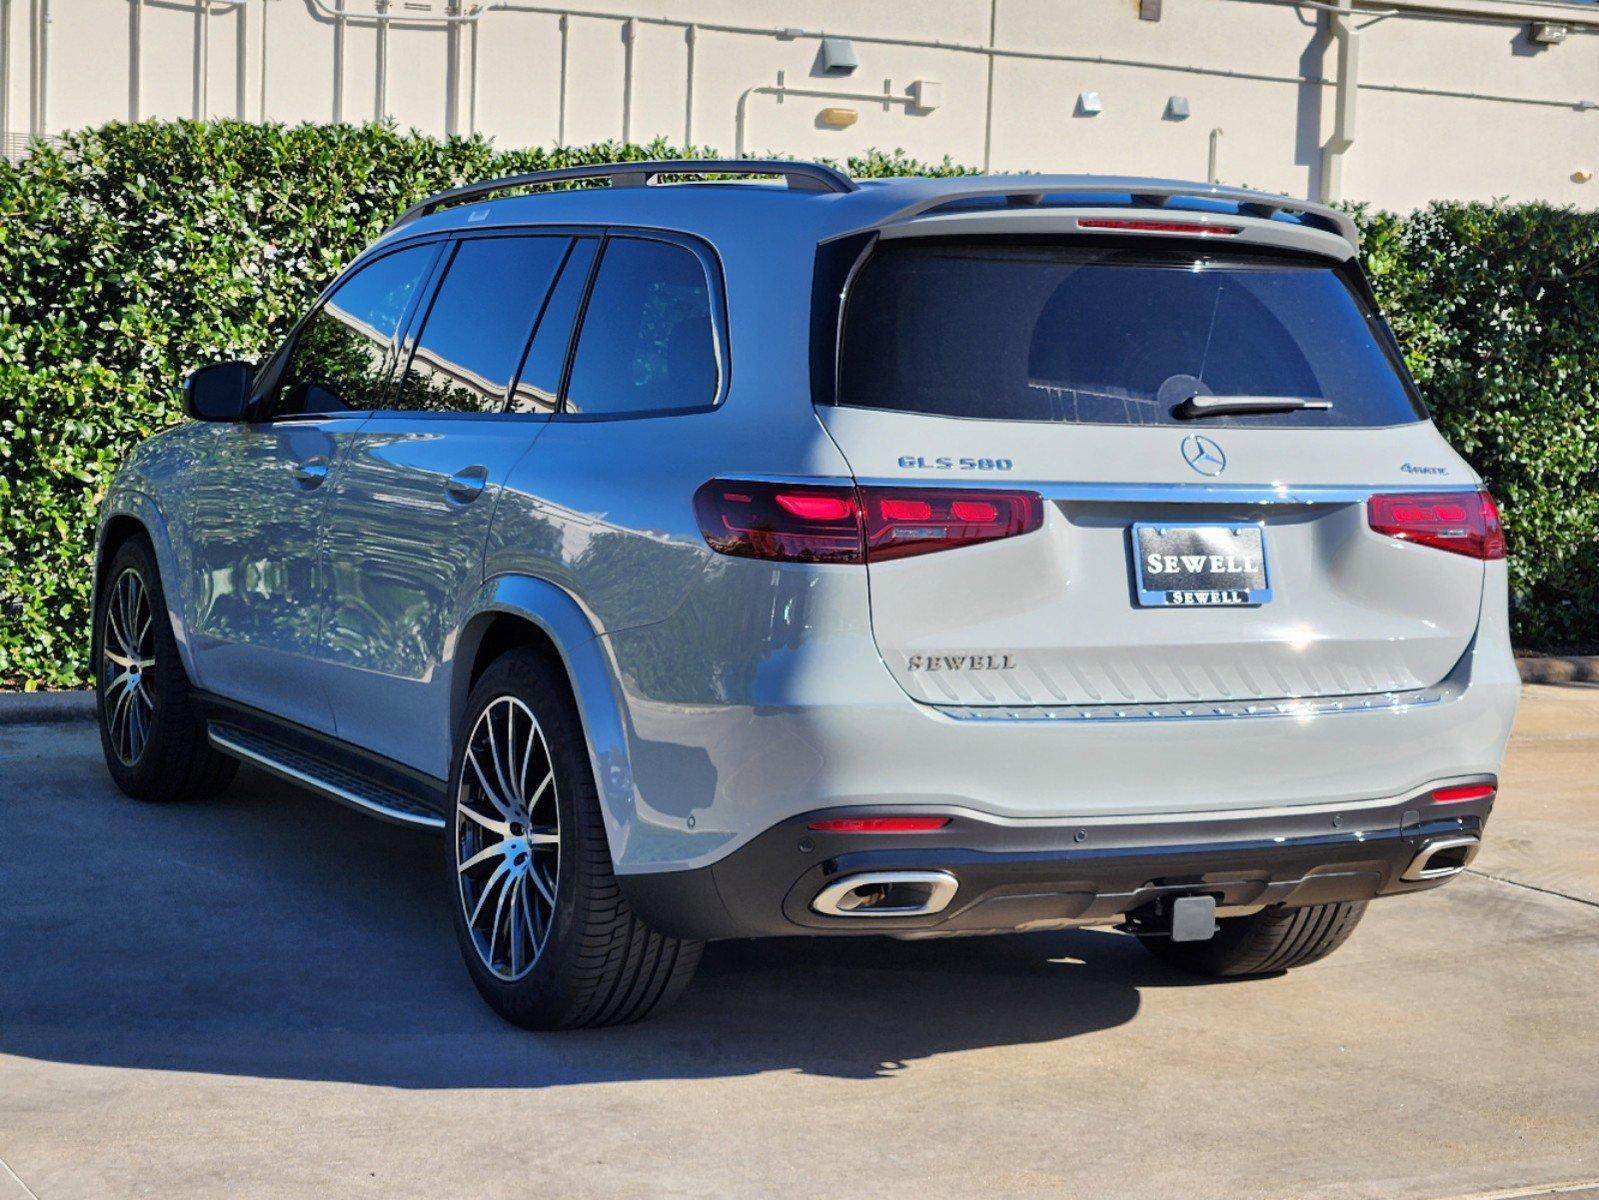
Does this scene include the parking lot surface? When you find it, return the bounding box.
[1,686,1596,1200]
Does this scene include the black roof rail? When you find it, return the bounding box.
[388,158,857,231]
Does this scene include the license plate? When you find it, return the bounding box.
[1132,522,1272,607]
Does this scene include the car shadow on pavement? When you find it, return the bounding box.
[0,755,1207,1090]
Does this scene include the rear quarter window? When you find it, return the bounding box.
[833,238,1425,429]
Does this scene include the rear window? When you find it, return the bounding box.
[834,239,1424,428]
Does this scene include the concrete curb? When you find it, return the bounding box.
[0,690,96,725]
[1518,656,1599,685]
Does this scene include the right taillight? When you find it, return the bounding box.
[1367,489,1506,560]
[693,480,1043,564]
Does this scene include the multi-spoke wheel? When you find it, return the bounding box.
[447,648,703,1029]
[93,536,237,802]
[455,696,561,982]
[101,567,157,766]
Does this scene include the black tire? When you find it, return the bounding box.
[447,648,702,1029]
[1139,901,1367,978]
[93,536,238,802]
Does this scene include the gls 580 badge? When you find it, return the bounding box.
[897,455,1015,471]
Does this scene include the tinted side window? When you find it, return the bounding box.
[277,245,434,416]
[511,238,598,415]
[396,236,569,414]
[564,238,718,416]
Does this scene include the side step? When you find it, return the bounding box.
[208,724,447,830]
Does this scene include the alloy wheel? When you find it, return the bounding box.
[455,695,560,981]
[101,567,156,766]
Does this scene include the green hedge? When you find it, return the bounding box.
[0,120,1594,688]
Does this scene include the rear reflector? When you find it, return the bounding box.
[1367,490,1506,560]
[807,816,952,833]
[694,479,1042,564]
[1077,218,1241,236]
[1431,783,1496,804]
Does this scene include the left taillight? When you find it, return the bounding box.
[1367,489,1506,560]
[693,480,1043,564]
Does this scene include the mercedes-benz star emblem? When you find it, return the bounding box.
[1181,434,1227,477]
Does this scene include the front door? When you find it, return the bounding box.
[318,233,592,776]
[181,241,438,730]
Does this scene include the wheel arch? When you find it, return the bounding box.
[451,575,640,863]
[93,494,200,685]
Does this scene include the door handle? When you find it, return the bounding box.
[293,456,330,488]
[445,465,489,504]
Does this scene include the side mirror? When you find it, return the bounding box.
[183,361,255,422]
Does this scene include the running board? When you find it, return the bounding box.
[208,724,447,830]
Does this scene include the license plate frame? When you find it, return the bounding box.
[1131,521,1272,608]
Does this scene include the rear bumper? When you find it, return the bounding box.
[618,779,1494,940]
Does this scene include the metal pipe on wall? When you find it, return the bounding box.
[621,17,635,144]
[331,0,344,123]
[259,0,269,120]
[981,0,996,172]
[0,0,11,142]
[374,0,388,121]
[32,0,50,137]
[129,0,142,121]
[682,22,694,147]
[735,77,915,156]
[555,11,567,146]
[1319,0,1360,203]
[194,0,210,119]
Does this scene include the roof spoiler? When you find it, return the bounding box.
[387,158,858,232]
[875,180,1358,250]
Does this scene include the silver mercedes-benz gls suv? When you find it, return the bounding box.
[93,161,1520,1028]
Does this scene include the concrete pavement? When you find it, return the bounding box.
[1,688,1596,1199]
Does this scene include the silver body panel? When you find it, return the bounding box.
[96,171,1521,884]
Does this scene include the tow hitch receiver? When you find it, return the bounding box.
[1171,895,1218,942]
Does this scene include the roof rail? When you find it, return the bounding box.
[388,158,857,230]
[877,178,1359,249]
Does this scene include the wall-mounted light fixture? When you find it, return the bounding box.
[1076,91,1104,117]
[1529,21,1568,44]
[908,79,942,113]
[820,37,859,75]
[1166,95,1191,120]
[819,106,860,129]
[1574,169,1593,184]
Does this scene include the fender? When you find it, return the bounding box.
[453,574,645,866]
[95,486,202,687]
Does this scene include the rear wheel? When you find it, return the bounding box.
[447,649,702,1029]
[94,537,237,802]
[1138,901,1367,977]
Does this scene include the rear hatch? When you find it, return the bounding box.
[816,234,1489,709]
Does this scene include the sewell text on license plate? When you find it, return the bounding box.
[1132,522,1272,607]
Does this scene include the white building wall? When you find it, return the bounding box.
[2,0,1596,209]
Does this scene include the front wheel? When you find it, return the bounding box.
[93,537,237,802]
[447,649,702,1029]
[1138,901,1367,977]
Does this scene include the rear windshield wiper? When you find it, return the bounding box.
[1175,393,1333,419]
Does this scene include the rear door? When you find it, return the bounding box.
[318,233,594,777]
[817,234,1486,709]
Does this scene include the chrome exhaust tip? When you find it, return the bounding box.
[1402,835,1480,882]
[811,871,959,918]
